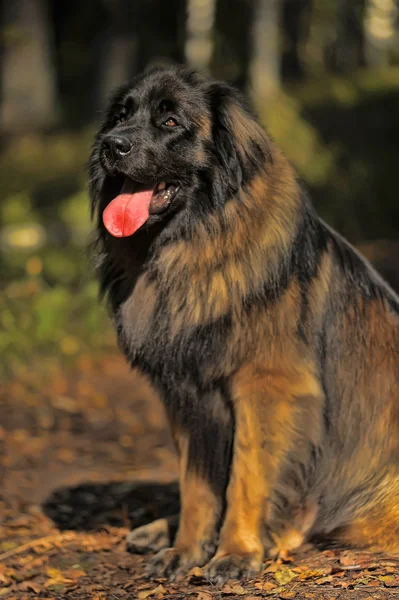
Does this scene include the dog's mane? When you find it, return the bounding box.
[89,67,397,325]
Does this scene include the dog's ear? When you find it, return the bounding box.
[207,81,269,195]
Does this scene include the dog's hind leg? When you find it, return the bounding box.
[331,492,399,554]
[126,515,179,554]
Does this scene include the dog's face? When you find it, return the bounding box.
[89,65,268,239]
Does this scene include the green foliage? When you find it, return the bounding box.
[0,277,114,380]
[266,67,399,242]
[0,129,115,379]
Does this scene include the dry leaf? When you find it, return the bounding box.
[379,575,399,587]
[18,581,41,593]
[314,576,334,585]
[255,581,277,591]
[221,583,245,595]
[264,562,279,573]
[138,584,167,599]
[188,566,203,578]
[274,567,297,586]
[196,593,213,600]
[297,568,331,580]
[339,552,360,568]
[279,591,297,599]
[43,567,73,588]
[0,589,16,597]
[63,568,86,580]
[265,586,287,596]
[0,574,11,586]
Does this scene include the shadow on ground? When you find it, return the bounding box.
[42,479,180,532]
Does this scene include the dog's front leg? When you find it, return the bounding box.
[204,364,323,583]
[147,386,234,577]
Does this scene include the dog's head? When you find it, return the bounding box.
[89,65,270,239]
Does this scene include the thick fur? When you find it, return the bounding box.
[89,65,399,583]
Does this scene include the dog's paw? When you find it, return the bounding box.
[267,527,305,561]
[203,553,262,584]
[145,546,208,578]
[126,517,177,555]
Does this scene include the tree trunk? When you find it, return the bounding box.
[249,0,281,108]
[282,0,312,81]
[211,0,253,91]
[185,0,217,71]
[364,0,398,66]
[0,0,57,132]
[329,0,366,72]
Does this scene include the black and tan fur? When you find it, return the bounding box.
[89,65,399,583]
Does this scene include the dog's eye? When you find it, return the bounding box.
[115,109,127,125]
[164,118,178,128]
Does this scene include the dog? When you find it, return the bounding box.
[89,65,399,583]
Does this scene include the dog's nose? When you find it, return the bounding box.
[102,135,132,159]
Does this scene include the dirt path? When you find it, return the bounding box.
[1,355,399,599]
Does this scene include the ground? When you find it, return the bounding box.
[1,354,399,600]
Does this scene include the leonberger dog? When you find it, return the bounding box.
[89,65,399,583]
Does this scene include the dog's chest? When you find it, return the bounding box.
[117,271,232,384]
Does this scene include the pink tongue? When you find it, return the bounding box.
[103,178,154,237]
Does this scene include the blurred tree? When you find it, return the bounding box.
[98,0,140,106]
[0,0,57,132]
[364,0,398,66]
[282,0,312,80]
[211,0,253,89]
[49,0,185,125]
[185,0,217,70]
[328,0,366,72]
[249,0,281,106]
[49,0,108,125]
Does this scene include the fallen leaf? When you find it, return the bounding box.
[339,552,361,568]
[314,576,334,585]
[265,586,287,596]
[138,584,167,599]
[379,575,399,587]
[11,569,38,583]
[255,581,277,591]
[188,566,203,578]
[0,574,11,586]
[339,552,358,567]
[352,577,371,585]
[297,568,331,581]
[189,566,207,584]
[264,562,279,573]
[0,588,16,596]
[63,568,86,580]
[196,593,213,600]
[18,581,41,593]
[279,592,297,599]
[221,583,245,595]
[274,567,297,586]
[43,567,73,589]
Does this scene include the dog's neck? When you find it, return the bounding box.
[103,146,309,331]
[152,148,300,287]
[128,148,305,330]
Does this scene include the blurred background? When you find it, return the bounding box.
[1,0,399,514]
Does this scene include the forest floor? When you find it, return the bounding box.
[1,354,399,600]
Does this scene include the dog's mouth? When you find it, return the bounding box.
[103,177,180,238]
